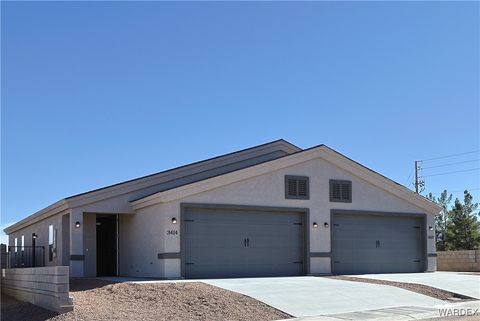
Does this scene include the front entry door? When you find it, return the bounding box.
[96,215,117,276]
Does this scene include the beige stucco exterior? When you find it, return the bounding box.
[122,157,437,278]
[5,141,440,278]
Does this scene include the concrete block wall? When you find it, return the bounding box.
[436,250,480,272]
[1,266,73,313]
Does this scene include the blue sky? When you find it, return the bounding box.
[1,2,479,239]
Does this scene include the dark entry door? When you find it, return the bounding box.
[96,215,117,276]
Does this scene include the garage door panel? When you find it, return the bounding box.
[332,213,424,274]
[183,208,305,278]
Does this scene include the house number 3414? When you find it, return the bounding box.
[167,230,178,235]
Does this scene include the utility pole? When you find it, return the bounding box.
[415,160,419,193]
[414,160,424,193]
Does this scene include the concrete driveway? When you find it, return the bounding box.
[355,272,480,299]
[204,276,444,317]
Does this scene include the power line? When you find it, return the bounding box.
[426,188,480,194]
[420,150,480,162]
[404,169,414,187]
[422,159,480,170]
[421,168,480,178]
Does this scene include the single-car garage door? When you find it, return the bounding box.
[332,213,425,274]
[182,207,306,278]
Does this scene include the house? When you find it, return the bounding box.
[4,140,441,278]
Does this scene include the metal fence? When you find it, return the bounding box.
[5,246,45,268]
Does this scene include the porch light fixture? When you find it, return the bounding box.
[312,222,318,228]
[171,217,177,224]
[75,221,81,228]
[429,226,433,231]
[32,233,37,239]
[324,222,329,228]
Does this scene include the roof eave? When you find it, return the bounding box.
[131,146,442,215]
[4,199,70,234]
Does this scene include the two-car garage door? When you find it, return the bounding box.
[181,206,425,278]
[332,213,425,274]
[182,207,306,279]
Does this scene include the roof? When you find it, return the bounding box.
[4,139,301,234]
[5,140,441,234]
[130,144,442,214]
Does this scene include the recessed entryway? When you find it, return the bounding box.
[96,215,118,276]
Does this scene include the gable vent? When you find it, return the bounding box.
[330,180,352,202]
[285,176,309,199]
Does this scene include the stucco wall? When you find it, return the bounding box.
[7,212,68,268]
[83,213,97,277]
[121,157,436,278]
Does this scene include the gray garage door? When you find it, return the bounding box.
[332,214,424,274]
[183,207,305,278]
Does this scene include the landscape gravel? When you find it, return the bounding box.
[1,279,291,321]
[328,275,471,301]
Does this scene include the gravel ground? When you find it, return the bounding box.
[1,279,291,321]
[328,275,471,301]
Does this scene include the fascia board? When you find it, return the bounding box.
[131,148,324,209]
[4,200,70,234]
[67,141,298,208]
[320,148,442,215]
[131,146,441,215]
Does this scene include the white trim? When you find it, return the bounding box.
[66,141,300,208]
[131,146,441,215]
[4,140,298,234]
[4,200,69,234]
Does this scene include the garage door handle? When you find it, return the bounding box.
[246,238,250,247]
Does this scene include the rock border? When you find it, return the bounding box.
[327,275,475,302]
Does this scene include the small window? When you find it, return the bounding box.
[21,235,24,251]
[330,180,352,202]
[48,225,54,262]
[285,175,309,199]
[14,238,18,253]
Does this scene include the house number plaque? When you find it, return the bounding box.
[167,230,178,235]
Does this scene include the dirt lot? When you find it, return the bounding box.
[1,279,291,321]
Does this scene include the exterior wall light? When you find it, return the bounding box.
[312,222,318,228]
[324,222,329,228]
[429,226,434,231]
[75,221,81,228]
[32,233,37,239]
[172,217,177,224]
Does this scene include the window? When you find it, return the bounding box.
[21,235,24,251]
[14,237,18,253]
[285,175,309,199]
[330,180,352,202]
[48,225,55,262]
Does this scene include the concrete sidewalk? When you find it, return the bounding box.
[204,276,444,317]
[286,301,480,321]
[354,272,480,299]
